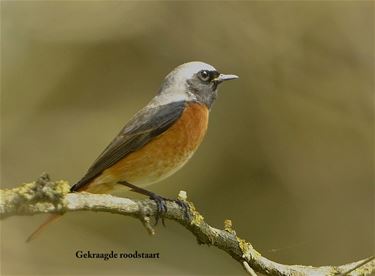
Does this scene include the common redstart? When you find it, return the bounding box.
[27,61,238,241]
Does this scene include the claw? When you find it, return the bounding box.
[149,193,167,226]
[175,199,190,221]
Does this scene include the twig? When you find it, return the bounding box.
[0,174,373,276]
[339,256,375,276]
[243,261,258,276]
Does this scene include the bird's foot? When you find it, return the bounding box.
[117,181,189,225]
[148,192,168,226]
[118,181,168,225]
[148,196,190,224]
[173,199,191,221]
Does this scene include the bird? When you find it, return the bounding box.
[26,61,238,242]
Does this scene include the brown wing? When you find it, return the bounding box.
[70,101,186,192]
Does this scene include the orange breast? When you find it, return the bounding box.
[86,102,209,194]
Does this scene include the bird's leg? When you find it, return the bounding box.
[118,181,190,223]
[118,181,167,225]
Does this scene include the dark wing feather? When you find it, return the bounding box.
[70,101,186,192]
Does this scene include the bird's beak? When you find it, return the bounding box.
[214,74,239,83]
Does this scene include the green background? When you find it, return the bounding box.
[1,1,374,275]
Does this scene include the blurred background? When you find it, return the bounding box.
[1,1,374,275]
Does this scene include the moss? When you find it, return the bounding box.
[187,201,204,226]
[177,190,187,201]
[224,219,236,234]
[2,175,70,205]
[237,237,250,255]
[237,237,261,260]
[41,180,70,200]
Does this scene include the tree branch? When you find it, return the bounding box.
[1,173,373,276]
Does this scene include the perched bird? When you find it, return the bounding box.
[27,61,238,241]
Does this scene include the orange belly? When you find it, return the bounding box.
[85,102,209,194]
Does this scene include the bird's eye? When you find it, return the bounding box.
[198,70,210,82]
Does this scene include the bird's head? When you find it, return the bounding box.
[159,61,238,108]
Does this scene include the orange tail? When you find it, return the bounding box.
[26,214,63,242]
